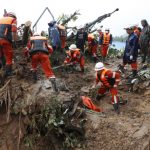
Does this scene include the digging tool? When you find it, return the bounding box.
[52,63,75,70]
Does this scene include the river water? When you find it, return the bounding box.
[111,41,125,50]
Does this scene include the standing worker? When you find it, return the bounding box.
[133,25,141,54]
[139,19,150,63]
[93,62,120,113]
[75,25,88,53]
[88,33,98,62]
[22,21,33,46]
[0,12,17,76]
[123,26,139,77]
[97,27,103,45]
[57,24,67,51]
[48,20,61,51]
[133,24,141,37]
[24,32,58,92]
[64,44,85,73]
[99,28,112,62]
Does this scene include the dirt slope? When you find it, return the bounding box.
[0,48,150,150]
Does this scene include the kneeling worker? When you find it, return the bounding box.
[93,62,121,112]
[64,44,85,73]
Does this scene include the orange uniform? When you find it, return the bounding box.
[88,34,98,57]
[96,69,120,104]
[64,49,84,71]
[81,96,102,112]
[134,28,141,37]
[26,35,55,78]
[100,32,112,58]
[57,25,67,49]
[0,16,17,65]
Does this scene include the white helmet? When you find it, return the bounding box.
[95,62,105,71]
[7,12,16,18]
[25,21,32,27]
[33,32,40,36]
[69,44,77,50]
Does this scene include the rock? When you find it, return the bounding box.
[81,86,90,93]
[142,139,150,150]
[133,123,150,139]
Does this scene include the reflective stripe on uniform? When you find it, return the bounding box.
[112,72,116,78]
[116,79,120,82]
[114,95,117,104]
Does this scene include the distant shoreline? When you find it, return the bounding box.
[112,41,125,50]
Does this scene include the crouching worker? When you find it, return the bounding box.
[93,62,121,113]
[64,44,85,73]
[24,32,58,92]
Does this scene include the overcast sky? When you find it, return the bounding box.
[0,0,150,36]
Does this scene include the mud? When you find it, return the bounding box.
[0,48,150,150]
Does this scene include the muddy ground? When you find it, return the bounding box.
[0,49,150,150]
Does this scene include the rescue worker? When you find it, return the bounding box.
[88,33,98,62]
[97,28,103,45]
[22,21,33,46]
[93,62,120,112]
[123,26,139,77]
[75,25,88,53]
[99,28,112,62]
[133,25,141,53]
[64,44,84,72]
[139,19,150,63]
[25,32,58,92]
[48,20,61,51]
[0,45,5,69]
[133,25,141,38]
[0,12,17,76]
[57,24,67,51]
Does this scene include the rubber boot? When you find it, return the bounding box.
[92,56,97,63]
[96,94,105,101]
[5,65,12,77]
[81,68,84,73]
[50,78,58,92]
[118,64,125,73]
[141,55,146,63]
[102,57,105,63]
[132,70,137,78]
[32,70,37,83]
[113,103,120,114]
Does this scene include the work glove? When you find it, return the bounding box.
[23,47,29,57]
[64,60,67,64]
[130,55,133,60]
[91,82,102,89]
[113,84,117,88]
